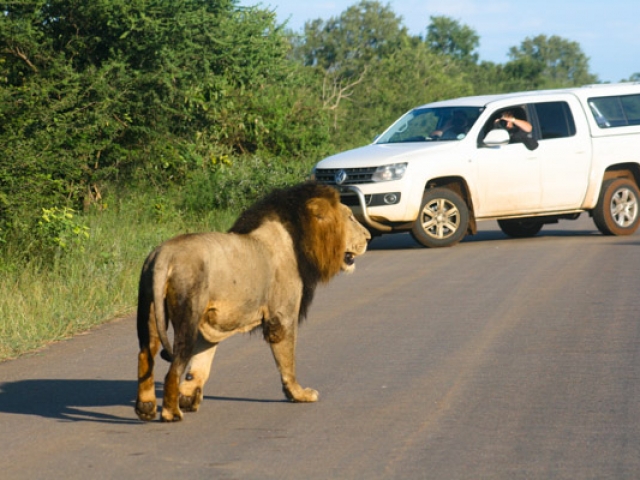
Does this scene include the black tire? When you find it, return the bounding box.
[593,178,640,235]
[497,219,544,238]
[410,188,469,248]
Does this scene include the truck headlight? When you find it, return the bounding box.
[371,163,407,182]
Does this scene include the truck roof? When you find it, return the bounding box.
[422,82,640,109]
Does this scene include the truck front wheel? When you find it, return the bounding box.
[411,188,469,248]
[593,178,640,235]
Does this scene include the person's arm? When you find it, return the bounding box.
[502,114,532,132]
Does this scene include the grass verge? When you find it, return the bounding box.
[0,189,239,361]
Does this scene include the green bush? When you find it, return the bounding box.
[0,0,331,238]
[36,207,90,254]
[181,155,314,212]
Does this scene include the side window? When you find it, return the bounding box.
[479,105,538,150]
[621,96,640,125]
[533,102,576,139]
[481,106,531,137]
[588,94,640,127]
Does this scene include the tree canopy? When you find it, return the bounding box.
[508,34,598,87]
[426,15,479,63]
[1,0,329,233]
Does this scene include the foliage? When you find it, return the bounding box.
[0,0,328,234]
[331,41,473,146]
[35,207,90,257]
[292,1,414,148]
[507,34,598,88]
[0,164,304,360]
[181,154,313,212]
[625,73,640,83]
[297,0,408,73]
[0,186,236,360]
[426,15,480,64]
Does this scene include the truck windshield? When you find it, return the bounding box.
[376,107,482,144]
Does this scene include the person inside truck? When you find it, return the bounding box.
[493,108,538,150]
[431,110,469,139]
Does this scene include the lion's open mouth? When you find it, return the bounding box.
[344,252,355,266]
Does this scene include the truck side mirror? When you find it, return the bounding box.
[483,129,510,147]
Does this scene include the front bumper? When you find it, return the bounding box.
[340,185,394,232]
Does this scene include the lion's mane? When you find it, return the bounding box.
[229,182,346,321]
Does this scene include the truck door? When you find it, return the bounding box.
[473,106,541,217]
[531,99,591,209]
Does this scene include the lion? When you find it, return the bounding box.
[135,182,370,422]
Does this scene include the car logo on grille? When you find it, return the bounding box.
[334,169,348,185]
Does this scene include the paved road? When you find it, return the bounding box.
[2,216,640,479]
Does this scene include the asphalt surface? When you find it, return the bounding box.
[1,215,639,479]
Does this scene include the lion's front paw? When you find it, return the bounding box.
[284,385,319,403]
[179,387,202,412]
[135,400,157,421]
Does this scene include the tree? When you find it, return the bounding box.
[297,0,408,74]
[426,15,479,64]
[0,0,329,236]
[624,72,640,83]
[342,42,473,146]
[293,1,412,143]
[507,34,598,87]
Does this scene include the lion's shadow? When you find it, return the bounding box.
[0,379,283,424]
[0,379,141,424]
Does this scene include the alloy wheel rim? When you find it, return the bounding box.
[610,187,638,227]
[421,198,460,239]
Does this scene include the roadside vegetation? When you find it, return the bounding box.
[1,0,637,360]
[0,156,311,360]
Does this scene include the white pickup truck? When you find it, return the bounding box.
[311,83,640,247]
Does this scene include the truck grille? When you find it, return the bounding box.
[314,167,377,185]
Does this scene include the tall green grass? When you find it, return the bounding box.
[0,156,313,361]
[0,190,237,360]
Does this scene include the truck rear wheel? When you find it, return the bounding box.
[411,188,469,248]
[593,178,640,235]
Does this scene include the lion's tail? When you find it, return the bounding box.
[153,253,174,363]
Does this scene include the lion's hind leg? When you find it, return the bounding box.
[136,302,161,421]
[161,358,187,422]
[136,344,159,421]
[179,336,218,413]
[160,319,201,422]
[161,336,202,421]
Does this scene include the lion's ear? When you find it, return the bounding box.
[303,197,346,282]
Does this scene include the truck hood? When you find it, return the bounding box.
[315,142,459,168]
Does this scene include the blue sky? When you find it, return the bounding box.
[238,0,639,83]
